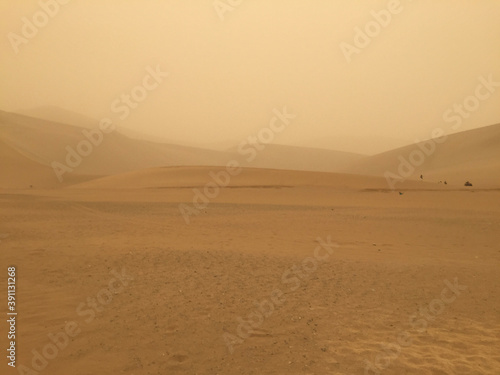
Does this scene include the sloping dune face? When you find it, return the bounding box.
[0,138,63,189]
[0,112,99,188]
[346,123,500,188]
[0,111,231,175]
[0,114,98,189]
[0,111,233,188]
[0,110,365,189]
[69,166,435,190]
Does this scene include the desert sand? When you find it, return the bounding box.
[1,112,500,375]
[1,171,500,375]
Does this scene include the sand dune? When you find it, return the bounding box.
[346,123,500,188]
[3,108,497,192]
[0,110,364,189]
[0,110,232,176]
[15,107,366,171]
[0,110,231,188]
[68,166,440,191]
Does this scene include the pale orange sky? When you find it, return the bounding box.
[1,0,499,154]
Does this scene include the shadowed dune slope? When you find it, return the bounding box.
[17,106,97,129]
[0,110,232,188]
[0,111,231,177]
[0,138,95,189]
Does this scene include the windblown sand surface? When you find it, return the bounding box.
[1,167,499,375]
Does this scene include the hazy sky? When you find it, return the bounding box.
[1,0,499,154]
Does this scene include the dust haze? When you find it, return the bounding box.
[1,0,499,153]
[1,1,500,375]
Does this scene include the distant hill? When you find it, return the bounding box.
[17,106,96,129]
[234,143,364,173]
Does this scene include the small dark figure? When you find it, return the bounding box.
[420,175,423,180]
[444,181,447,185]
[464,181,473,187]
[399,192,404,195]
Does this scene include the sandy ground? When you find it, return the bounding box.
[1,181,499,375]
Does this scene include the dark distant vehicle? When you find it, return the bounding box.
[464,181,473,187]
